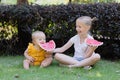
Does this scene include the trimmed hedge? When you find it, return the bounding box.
[0,3,120,59]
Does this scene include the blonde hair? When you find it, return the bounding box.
[32,31,45,40]
[77,16,97,26]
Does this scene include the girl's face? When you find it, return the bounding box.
[76,19,90,35]
[33,33,46,46]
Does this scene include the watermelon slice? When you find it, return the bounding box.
[85,38,103,46]
[40,40,56,51]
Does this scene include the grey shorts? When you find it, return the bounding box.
[73,57,85,61]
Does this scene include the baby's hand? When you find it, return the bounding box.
[28,56,34,62]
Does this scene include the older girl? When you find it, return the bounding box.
[53,16,100,69]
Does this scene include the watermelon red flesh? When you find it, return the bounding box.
[40,40,56,51]
[85,38,103,46]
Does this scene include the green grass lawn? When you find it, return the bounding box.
[0,56,120,80]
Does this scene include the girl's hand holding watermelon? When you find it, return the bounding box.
[85,38,103,52]
[85,38,103,47]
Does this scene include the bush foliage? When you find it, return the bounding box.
[0,3,120,59]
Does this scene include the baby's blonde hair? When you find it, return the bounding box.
[32,31,45,40]
[77,16,97,26]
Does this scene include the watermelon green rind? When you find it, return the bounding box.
[40,40,56,51]
[85,38,103,46]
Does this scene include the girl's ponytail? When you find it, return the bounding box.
[91,17,98,22]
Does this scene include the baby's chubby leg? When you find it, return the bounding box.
[23,59,31,70]
[40,57,53,67]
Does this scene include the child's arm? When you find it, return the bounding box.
[84,46,98,58]
[24,49,34,62]
[53,39,73,53]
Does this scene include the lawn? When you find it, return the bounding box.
[0,56,120,80]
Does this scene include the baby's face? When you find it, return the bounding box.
[33,33,46,46]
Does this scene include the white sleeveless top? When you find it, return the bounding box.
[70,34,94,58]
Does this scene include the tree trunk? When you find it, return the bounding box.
[69,0,72,3]
[17,0,29,5]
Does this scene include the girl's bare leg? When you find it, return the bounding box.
[54,53,80,65]
[69,53,100,68]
